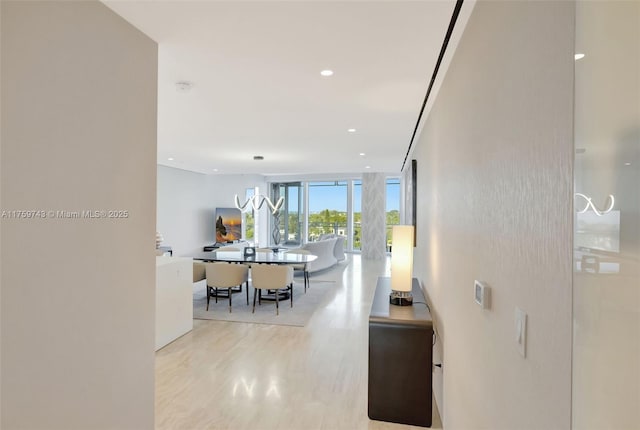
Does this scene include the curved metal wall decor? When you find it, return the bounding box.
[574,193,615,216]
[272,211,282,245]
[234,194,284,215]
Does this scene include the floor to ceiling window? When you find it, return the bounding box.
[267,177,398,252]
[353,180,362,250]
[271,182,303,246]
[307,181,348,241]
[243,187,255,242]
[385,178,400,251]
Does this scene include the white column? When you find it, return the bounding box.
[361,172,387,260]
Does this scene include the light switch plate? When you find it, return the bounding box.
[474,280,490,309]
[515,307,527,358]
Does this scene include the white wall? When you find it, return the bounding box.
[157,166,211,256]
[157,165,267,255]
[1,1,157,428]
[413,1,574,428]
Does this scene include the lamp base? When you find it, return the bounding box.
[389,290,413,306]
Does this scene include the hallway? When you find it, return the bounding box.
[155,255,441,429]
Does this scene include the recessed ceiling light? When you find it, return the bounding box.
[348,128,357,133]
[253,155,264,160]
[359,153,366,156]
[320,70,334,77]
[365,166,371,169]
[574,53,585,60]
[624,162,632,166]
[213,168,219,172]
[167,157,174,161]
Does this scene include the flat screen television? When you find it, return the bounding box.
[215,207,242,243]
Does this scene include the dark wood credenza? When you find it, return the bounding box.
[368,277,434,427]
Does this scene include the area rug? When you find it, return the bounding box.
[193,260,349,327]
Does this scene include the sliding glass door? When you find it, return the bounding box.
[271,182,303,246]
[268,177,398,252]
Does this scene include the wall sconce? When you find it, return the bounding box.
[390,225,414,306]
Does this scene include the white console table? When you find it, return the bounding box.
[156,256,193,351]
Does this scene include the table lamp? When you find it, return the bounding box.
[390,225,414,306]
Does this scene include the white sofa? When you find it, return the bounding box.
[298,238,338,273]
[294,235,346,273]
[319,234,346,262]
[214,237,346,273]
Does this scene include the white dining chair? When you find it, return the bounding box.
[193,261,207,283]
[205,262,249,312]
[250,264,294,316]
[285,249,312,293]
[214,246,246,294]
[218,246,240,251]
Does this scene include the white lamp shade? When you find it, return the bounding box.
[391,225,414,293]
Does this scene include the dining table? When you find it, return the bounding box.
[192,250,318,301]
[192,250,317,265]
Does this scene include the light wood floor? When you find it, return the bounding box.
[155,254,442,430]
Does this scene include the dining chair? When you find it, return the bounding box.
[205,262,249,312]
[193,261,207,300]
[250,264,294,316]
[251,248,275,268]
[193,261,207,283]
[284,249,311,293]
[217,246,240,251]
[214,246,245,294]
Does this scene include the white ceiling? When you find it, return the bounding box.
[103,0,465,176]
